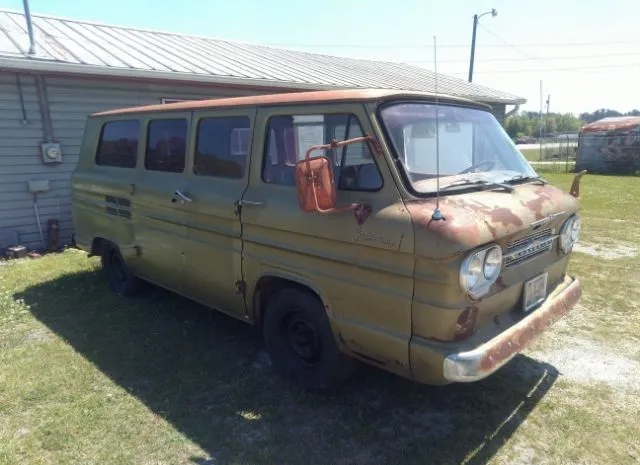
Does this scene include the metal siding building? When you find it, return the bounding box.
[0,9,526,249]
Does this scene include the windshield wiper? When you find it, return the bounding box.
[440,178,514,192]
[505,174,547,185]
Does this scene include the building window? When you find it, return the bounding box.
[262,113,382,190]
[194,116,251,178]
[95,120,140,168]
[145,119,188,173]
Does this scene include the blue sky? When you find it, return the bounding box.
[3,0,639,113]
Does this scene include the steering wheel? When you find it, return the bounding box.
[458,160,496,174]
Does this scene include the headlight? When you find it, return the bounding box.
[483,247,502,280]
[460,245,502,299]
[560,215,581,253]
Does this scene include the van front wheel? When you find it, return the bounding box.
[101,243,139,296]
[262,288,354,392]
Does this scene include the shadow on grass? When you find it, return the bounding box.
[20,269,559,465]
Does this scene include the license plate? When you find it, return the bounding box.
[523,273,548,312]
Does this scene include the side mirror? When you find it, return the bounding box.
[295,136,373,214]
[295,155,337,212]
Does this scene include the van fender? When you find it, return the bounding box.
[251,267,335,319]
[90,236,140,261]
[250,267,357,354]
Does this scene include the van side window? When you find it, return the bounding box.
[194,116,250,178]
[333,118,383,191]
[262,113,383,190]
[95,120,140,168]
[145,119,188,173]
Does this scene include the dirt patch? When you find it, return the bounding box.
[573,242,637,260]
[24,328,51,344]
[529,337,640,390]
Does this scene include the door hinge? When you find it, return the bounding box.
[235,280,246,296]
[233,200,242,217]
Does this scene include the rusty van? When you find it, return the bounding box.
[71,89,583,391]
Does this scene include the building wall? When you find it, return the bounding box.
[0,74,50,248]
[489,103,506,125]
[0,72,268,249]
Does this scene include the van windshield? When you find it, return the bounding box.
[379,102,538,194]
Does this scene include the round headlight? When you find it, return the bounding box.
[560,215,580,253]
[460,245,503,298]
[464,253,483,289]
[571,216,581,242]
[483,246,502,280]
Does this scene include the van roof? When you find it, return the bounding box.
[93,88,489,117]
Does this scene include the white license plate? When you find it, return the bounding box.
[523,273,548,312]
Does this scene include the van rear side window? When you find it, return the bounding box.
[194,116,251,179]
[95,120,140,168]
[145,119,188,173]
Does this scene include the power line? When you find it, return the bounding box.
[442,62,640,75]
[405,52,640,64]
[264,39,640,49]
[476,23,568,72]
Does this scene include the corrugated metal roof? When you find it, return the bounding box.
[581,116,640,133]
[0,9,526,104]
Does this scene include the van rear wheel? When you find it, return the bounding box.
[101,243,139,296]
[262,288,355,392]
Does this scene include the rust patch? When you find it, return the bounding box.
[489,207,523,227]
[407,183,580,255]
[354,203,372,225]
[580,116,640,133]
[93,88,488,116]
[480,279,582,372]
[486,276,507,298]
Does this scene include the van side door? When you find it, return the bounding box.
[181,108,255,318]
[132,112,191,293]
[241,104,415,373]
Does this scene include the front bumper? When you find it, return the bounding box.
[444,275,581,382]
[410,275,581,384]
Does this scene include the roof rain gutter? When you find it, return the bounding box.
[22,0,37,55]
[505,104,520,118]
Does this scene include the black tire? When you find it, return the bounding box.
[101,242,139,296]
[262,288,355,392]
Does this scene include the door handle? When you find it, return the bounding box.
[173,190,193,204]
[240,199,265,207]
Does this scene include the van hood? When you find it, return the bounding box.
[406,182,580,257]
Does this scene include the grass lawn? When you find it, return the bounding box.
[519,148,542,162]
[1,173,640,465]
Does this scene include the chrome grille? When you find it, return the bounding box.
[503,228,555,268]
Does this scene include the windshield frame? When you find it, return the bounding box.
[375,98,537,198]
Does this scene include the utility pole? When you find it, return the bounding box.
[468,9,498,82]
[539,81,543,161]
[546,95,551,115]
[468,15,479,82]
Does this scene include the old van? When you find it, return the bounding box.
[71,89,583,391]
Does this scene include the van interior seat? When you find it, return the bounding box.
[358,163,382,189]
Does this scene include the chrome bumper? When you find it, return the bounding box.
[443,276,581,382]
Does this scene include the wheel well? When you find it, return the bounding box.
[90,237,108,257]
[252,276,324,327]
